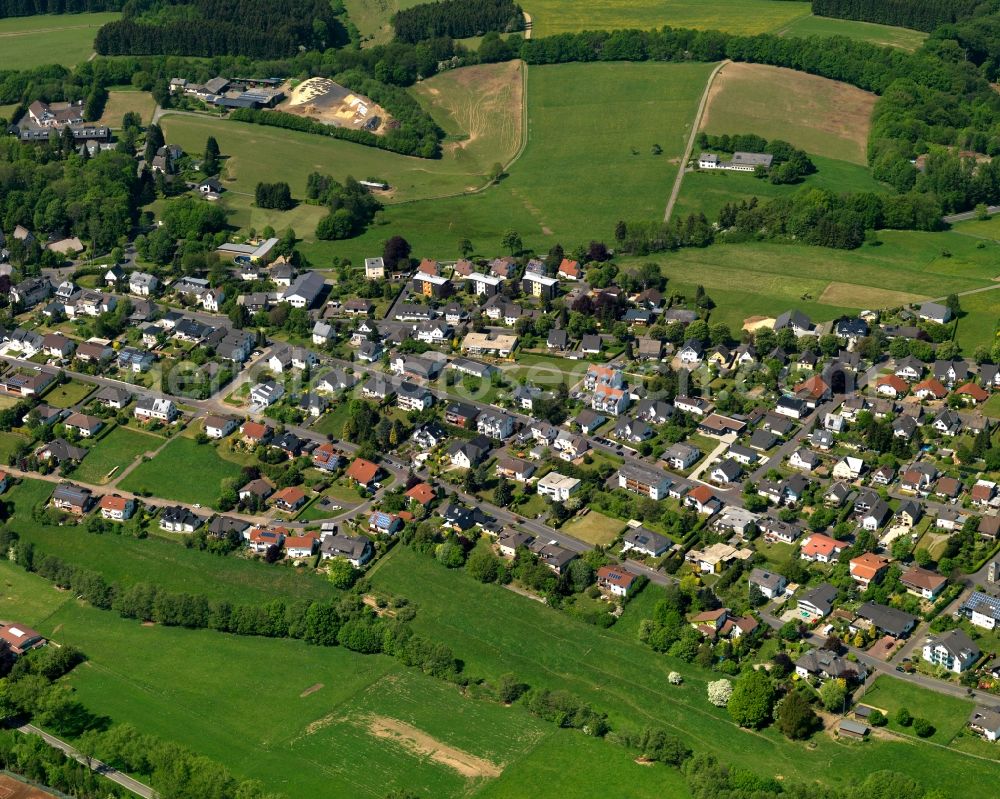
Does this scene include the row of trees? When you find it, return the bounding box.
[0,0,121,16]
[95,0,346,58]
[393,0,524,44]
[811,0,980,32]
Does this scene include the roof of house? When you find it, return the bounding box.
[346,458,379,484]
[596,565,636,589]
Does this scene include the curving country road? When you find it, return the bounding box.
[17,724,156,798]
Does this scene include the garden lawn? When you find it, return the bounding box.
[118,436,245,508]
[5,478,339,604]
[861,675,975,745]
[777,14,927,50]
[313,401,354,438]
[369,546,1000,794]
[952,288,1000,355]
[0,12,117,69]
[524,0,810,37]
[43,379,96,408]
[561,511,626,546]
[73,425,164,485]
[982,393,1000,420]
[701,62,876,164]
[0,431,29,463]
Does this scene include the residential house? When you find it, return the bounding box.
[477,410,515,440]
[923,629,980,673]
[204,415,238,439]
[272,486,308,512]
[850,553,890,588]
[63,412,102,438]
[662,443,700,471]
[901,566,947,600]
[749,568,787,600]
[281,271,326,309]
[622,527,670,558]
[98,494,136,521]
[159,506,202,532]
[855,602,917,637]
[596,565,637,597]
[618,463,671,500]
[134,397,177,423]
[800,533,845,563]
[345,458,380,488]
[797,583,837,618]
[536,472,581,501]
[51,483,92,515]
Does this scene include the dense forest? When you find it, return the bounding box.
[95,0,346,57]
[0,137,140,253]
[0,0,121,16]
[393,0,524,44]
[811,0,981,32]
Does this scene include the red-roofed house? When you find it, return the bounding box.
[954,382,989,405]
[913,378,948,400]
[240,421,273,445]
[417,259,439,276]
[795,375,831,405]
[849,552,890,588]
[876,375,909,398]
[285,533,318,558]
[685,485,721,515]
[346,458,379,487]
[272,486,307,512]
[405,482,436,506]
[248,527,285,553]
[0,623,45,655]
[557,258,581,280]
[98,493,136,521]
[801,533,845,563]
[596,565,637,597]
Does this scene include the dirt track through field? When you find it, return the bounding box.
[367,715,503,779]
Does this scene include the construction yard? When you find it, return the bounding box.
[278,78,389,132]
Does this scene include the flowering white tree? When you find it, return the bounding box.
[707,678,733,707]
[668,672,683,685]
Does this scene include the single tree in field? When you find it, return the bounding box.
[776,691,819,740]
[203,136,221,175]
[501,229,522,256]
[458,238,473,258]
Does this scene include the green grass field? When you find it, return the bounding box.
[118,436,245,508]
[701,62,876,164]
[343,0,425,45]
[861,676,974,745]
[673,154,885,221]
[95,90,157,128]
[0,12,118,69]
[524,0,810,37]
[633,229,1000,333]
[19,593,690,798]
[73,426,164,485]
[43,379,95,408]
[368,547,1000,793]
[777,14,927,50]
[561,511,626,546]
[0,431,28,463]
[301,60,714,265]
[0,560,74,627]
[5,479,339,604]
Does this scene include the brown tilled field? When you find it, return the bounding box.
[700,62,877,164]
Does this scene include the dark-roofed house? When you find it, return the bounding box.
[160,506,202,532]
[51,482,92,515]
[856,602,917,637]
[923,629,980,673]
[320,534,373,567]
[622,527,669,558]
[748,568,787,600]
[797,583,837,618]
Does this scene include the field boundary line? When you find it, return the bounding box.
[664,59,728,223]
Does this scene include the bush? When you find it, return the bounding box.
[868,708,887,726]
[894,707,912,727]
[913,717,935,737]
[707,678,733,707]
